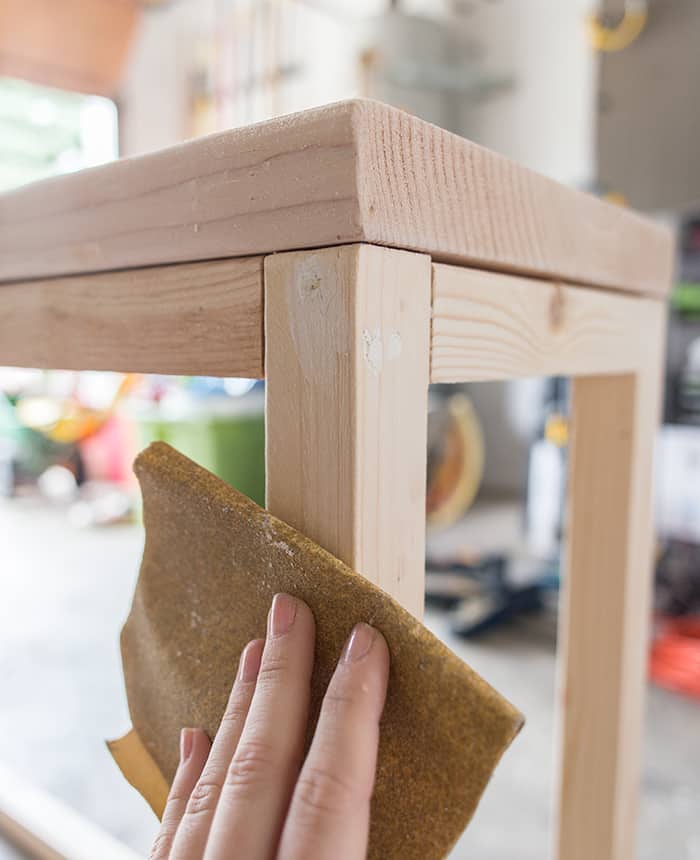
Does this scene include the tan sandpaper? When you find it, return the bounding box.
[117,442,524,859]
[107,729,170,819]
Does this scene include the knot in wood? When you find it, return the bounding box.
[549,284,566,332]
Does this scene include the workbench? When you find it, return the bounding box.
[0,99,673,860]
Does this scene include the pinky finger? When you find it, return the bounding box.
[149,728,211,860]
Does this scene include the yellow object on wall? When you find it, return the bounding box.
[587,3,648,53]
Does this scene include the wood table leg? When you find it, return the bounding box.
[264,243,431,619]
[0,761,142,860]
[555,314,665,860]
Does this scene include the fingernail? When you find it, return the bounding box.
[269,593,297,638]
[180,728,194,762]
[342,623,376,663]
[239,639,264,682]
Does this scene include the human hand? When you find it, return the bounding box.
[150,593,390,860]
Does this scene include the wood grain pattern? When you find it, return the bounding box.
[354,100,673,297]
[265,243,431,619]
[555,305,666,860]
[0,102,360,283]
[0,100,672,297]
[430,262,660,382]
[0,257,264,377]
[431,259,668,859]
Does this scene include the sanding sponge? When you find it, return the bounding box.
[114,442,523,859]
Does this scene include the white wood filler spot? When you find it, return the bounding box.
[362,328,383,375]
[362,328,402,376]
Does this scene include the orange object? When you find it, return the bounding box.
[650,617,700,700]
[426,394,484,529]
[0,0,140,95]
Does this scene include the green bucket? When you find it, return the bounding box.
[135,394,265,506]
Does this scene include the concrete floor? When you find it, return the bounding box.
[0,498,698,859]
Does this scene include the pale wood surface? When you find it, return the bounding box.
[0,255,666,383]
[0,762,142,860]
[265,243,431,619]
[430,263,661,383]
[554,305,666,860]
[0,257,264,377]
[0,812,65,860]
[0,100,672,297]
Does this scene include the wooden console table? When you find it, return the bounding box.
[0,99,673,860]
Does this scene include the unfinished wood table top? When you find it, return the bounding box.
[0,98,672,296]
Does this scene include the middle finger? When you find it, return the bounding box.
[204,593,315,860]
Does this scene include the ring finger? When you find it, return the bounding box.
[170,638,265,859]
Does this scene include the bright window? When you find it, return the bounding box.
[0,76,118,192]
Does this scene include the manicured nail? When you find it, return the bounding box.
[180,728,195,762]
[342,622,376,663]
[239,639,264,682]
[269,593,297,638]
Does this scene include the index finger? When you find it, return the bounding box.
[277,623,390,860]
